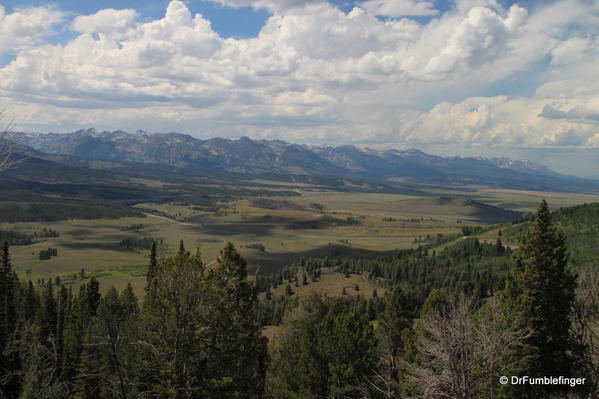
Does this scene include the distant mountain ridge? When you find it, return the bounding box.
[7,128,594,193]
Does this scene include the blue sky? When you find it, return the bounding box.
[0,0,598,176]
[0,0,539,38]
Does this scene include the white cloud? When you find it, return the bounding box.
[361,0,438,17]
[0,5,63,53]
[396,96,598,147]
[551,37,595,65]
[71,8,138,39]
[421,5,528,78]
[0,0,598,151]
[206,0,322,12]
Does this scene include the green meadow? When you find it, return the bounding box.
[2,185,595,298]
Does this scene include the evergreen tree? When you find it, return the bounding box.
[207,242,268,398]
[84,277,101,316]
[268,297,377,398]
[139,248,206,398]
[1,241,17,345]
[379,285,412,352]
[503,200,577,397]
[140,242,267,398]
[420,288,450,318]
[0,241,20,398]
[145,240,158,292]
[62,281,102,395]
[61,285,88,394]
[94,286,139,399]
[120,283,139,319]
[37,280,57,341]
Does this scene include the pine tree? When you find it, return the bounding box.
[120,283,139,319]
[37,280,57,341]
[495,236,504,255]
[503,200,577,397]
[420,288,450,318]
[208,242,268,398]
[0,241,20,398]
[1,240,17,345]
[61,285,87,393]
[85,277,101,316]
[54,285,68,378]
[268,298,377,398]
[139,248,204,397]
[145,241,157,292]
[95,286,139,399]
[379,285,412,352]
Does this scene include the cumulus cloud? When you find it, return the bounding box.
[421,5,527,78]
[398,95,599,147]
[0,0,598,150]
[71,8,138,39]
[361,0,438,17]
[0,5,63,53]
[206,0,322,12]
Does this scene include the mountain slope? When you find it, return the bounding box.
[6,129,598,193]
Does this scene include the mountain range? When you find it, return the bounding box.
[5,128,598,193]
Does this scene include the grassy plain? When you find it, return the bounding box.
[270,271,387,299]
[3,184,596,298]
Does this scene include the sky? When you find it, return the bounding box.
[0,0,598,176]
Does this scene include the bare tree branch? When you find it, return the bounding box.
[409,295,531,399]
[572,267,599,397]
[410,295,476,399]
[472,297,532,399]
[0,109,27,171]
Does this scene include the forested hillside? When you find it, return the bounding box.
[503,202,599,268]
[0,201,597,398]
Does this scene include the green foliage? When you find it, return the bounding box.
[0,200,144,222]
[503,200,579,397]
[0,241,20,397]
[503,202,599,268]
[0,227,60,246]
[379,285,412,352]
[0,200,597,398]
[267,296,377,399]
[140,242,267,398]
[38,247,58,261]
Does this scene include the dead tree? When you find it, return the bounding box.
[0,110,26,171]
[410,296,529,399]
[360,336,401,399]
[410,296,476,399]
[3,323,67,398]
[572,267,599,397]
[473,297,531,399]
